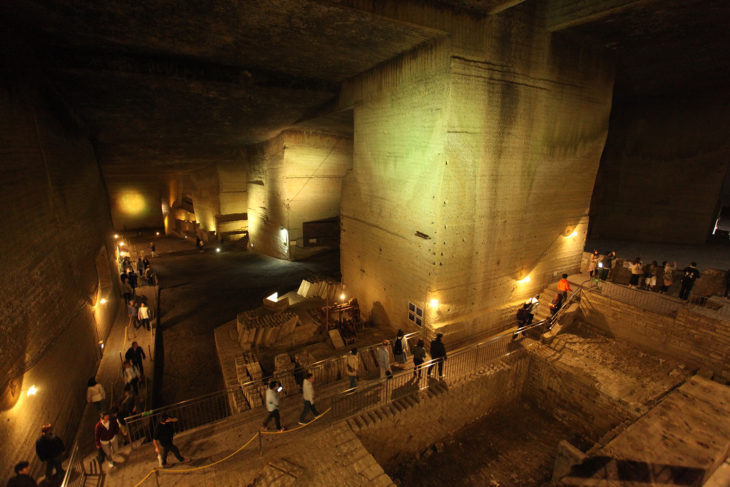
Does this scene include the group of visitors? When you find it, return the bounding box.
[127,299,152,331]
[260,372,322,432]
[7,425,65,487]
[362,330,447,384]
[594,250,703,300]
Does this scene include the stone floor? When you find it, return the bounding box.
[124,233,340,406]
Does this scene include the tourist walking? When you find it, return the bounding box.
[298,373,320,424]
[557,274,572,299]
[393,329,409,368]
[138,301,151,331]
[588,250,599,278]
[376,340,392,378]
[550,292,564,317]
[153,414,190,467]
[629,258,642,288]
[128,269,138,292]
[427,333,447,378]
[35,424,65,480]
[345,348,359,389]
[6,462,37,487]
[125,341,147,384]
[94,413,120,470]
[262,381,285,432]
[123,360,140,395]
[679,262,701,300]
[127,299,138,328]
[150,242,157,257]
[660,261,677,293]
[86,378,106,415]
[412,339,426,378]
[600,251,616,281]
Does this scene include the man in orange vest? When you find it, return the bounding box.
[557,274,572,299]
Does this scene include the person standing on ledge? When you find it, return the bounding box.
[588,250,600,278]
[376,340,392,378]
[261,381,285,432]
[138,301,151,331]
[35,424,65,480]
[6,461,37,487]
[298,373,320,424]
[345,348,359,389]
[557,273,572,299]
[153,414,190,467]
[679,262,701,300]
[427,333,447,379]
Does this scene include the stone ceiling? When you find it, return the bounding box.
[2,0,729,173]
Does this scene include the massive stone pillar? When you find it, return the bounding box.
[340,3,614,342]
[247,130,352,260]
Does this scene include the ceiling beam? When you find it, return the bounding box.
[546,0,657,32]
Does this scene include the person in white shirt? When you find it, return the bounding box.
[298,373,320,424]
[345,348,360,389]
[261,381,285,432]
[87,377,106,414]
[138,302,151,331]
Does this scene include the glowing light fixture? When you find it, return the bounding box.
[99,298,107,305]
[429,298,439,309]
[184,235,188,239]
[598,262,604,268]
[26,385,38,397]
[119,241,125,246]
[517,276,531,284]
[119,191,147,216]
[568,230,578,238]
[216,248,221,253]
[114,234,119,239]
[339,293,346,301]
[99,340,105,350]
[266,292,278,302]
[156,231,160,236]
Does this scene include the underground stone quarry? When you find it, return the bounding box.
[2,0,730,486]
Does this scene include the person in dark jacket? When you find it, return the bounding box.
[95,413,120,469]
[427,333,447,378]
[125,341,147,384]
[679,262,701,300]
[35,424,65,479]
[6,461,37,487]
[153,414,190,467]
[412,339,426,378]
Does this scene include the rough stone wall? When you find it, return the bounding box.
[353,356,529,470]
[248,130,351,260]
[524,346,637,441]
[106,176,164,230]
[589,93,730,244]
[340,3,614,339]
[217,159,248,237]
[184,164,221,236]
[0,76,119,476]
[580,291,730,381]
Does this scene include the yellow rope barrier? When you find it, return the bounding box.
[132,407,332,485]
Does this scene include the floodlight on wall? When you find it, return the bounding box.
[156,231,160,236]
[517,276,531,284]
[119,241,125,246]
[339,293,346,301]
[114,234,119,239]
[266,292,278,302]
[99,298,107,305]
[26,385,38,397]
[216,247,221,253]
[429,298,439,309]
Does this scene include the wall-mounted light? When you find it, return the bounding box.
[339,293,346,301]
[99,298,107,305]
[216,248,221,253]
[517,276,531,284]
[184,235,188,239]
[99,340,105,350]
[26,385,38,397]
[156,231,160,236]
[114,234,119,239]
[568,230,578,238]
[429,298,439,309]
[119,241,125,247]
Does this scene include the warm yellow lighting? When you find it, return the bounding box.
[119,191,147,216]
[517,276,531,284]
[119,241,125,246]
[216,248,221,253]
[339,293,346,301]
[156,231,160,236]
[429,298,439,309]
[114,234,119,239]
[26,385,38,397]
[568,230,578,238]
[266,292,278,302]
[99,298,107,305]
